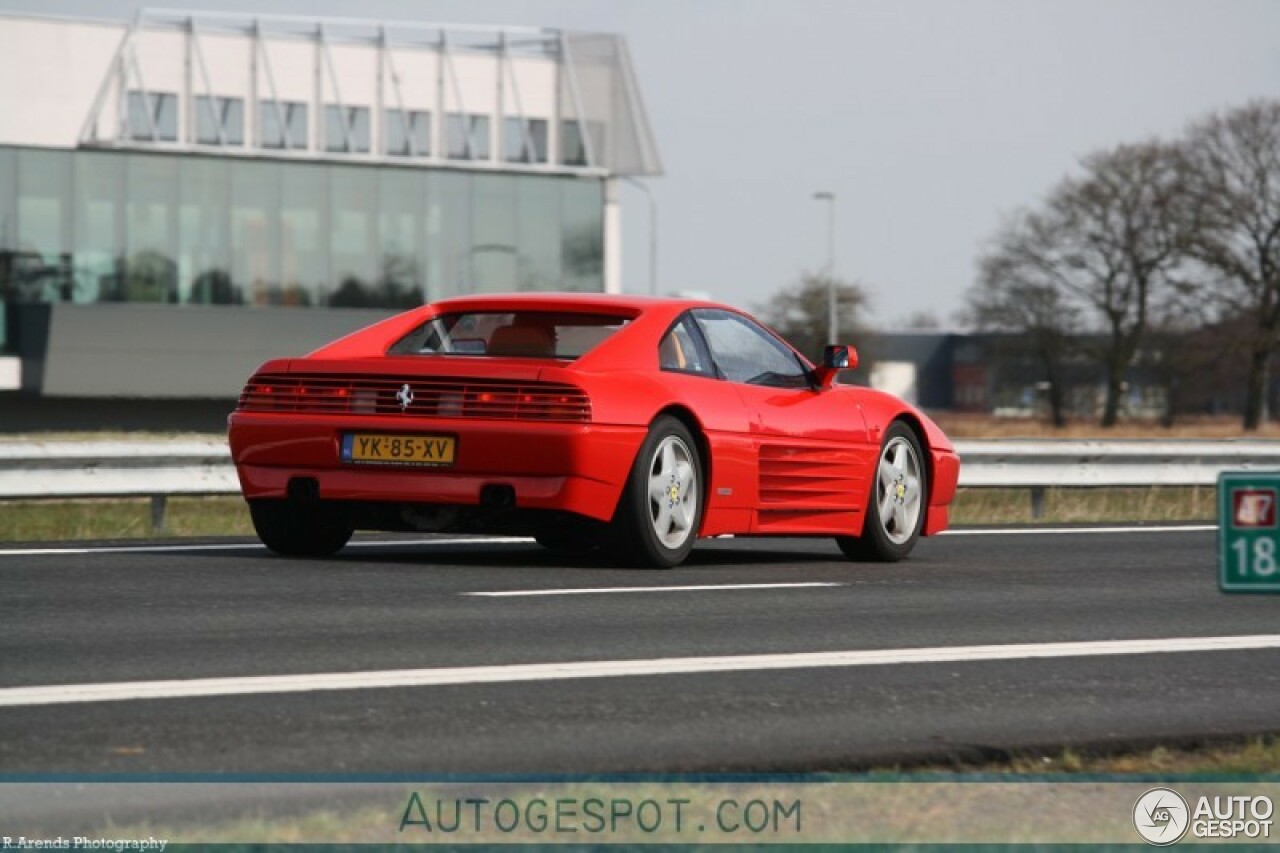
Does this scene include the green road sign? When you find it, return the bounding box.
[1219,471,1280,593]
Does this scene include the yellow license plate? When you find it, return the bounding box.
[342,433,456,466]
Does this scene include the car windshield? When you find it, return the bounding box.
[388,311,631,360]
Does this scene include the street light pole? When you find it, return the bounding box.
[813,191,836,344]
[625,177,658,296]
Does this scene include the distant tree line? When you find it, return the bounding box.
[965,99,1280,430]
[757,272,870,361]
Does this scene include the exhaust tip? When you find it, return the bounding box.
[480,484,516,511]
[287,477,320,503]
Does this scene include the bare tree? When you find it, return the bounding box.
[898,310,940,330]
[1145,291,1237,427]
[756,272,870,362]
[1032,142,1187,426]
[1177,100,1280,430]
[965,211,1081,427]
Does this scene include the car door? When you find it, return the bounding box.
[654,313,760,534]
[690,308,874,533]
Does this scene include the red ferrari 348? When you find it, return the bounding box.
[228,293,959,567]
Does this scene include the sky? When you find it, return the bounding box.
[6,0,1279,325]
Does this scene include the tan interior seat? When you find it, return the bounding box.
[658,332,688,368]
[488,324,556,357]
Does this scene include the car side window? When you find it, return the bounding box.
[692,309,810,388]
[658,315,714,376]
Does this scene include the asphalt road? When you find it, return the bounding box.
[2,525,1278,775]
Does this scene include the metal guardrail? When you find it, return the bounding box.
[954,439,1280,517]
[2,438,1278,529]
[0,440,237,532]
[953,439,1280,487]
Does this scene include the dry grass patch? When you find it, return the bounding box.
[0,496,253,542]
[952,486,1215,525]
[911,736,1280,775]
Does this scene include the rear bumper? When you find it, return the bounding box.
[228,413,644,522]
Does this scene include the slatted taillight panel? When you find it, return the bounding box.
[238,374,591,422]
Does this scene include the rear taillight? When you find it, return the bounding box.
[238,374,590,422]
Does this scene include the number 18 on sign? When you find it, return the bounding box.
[1219,472,1280,592]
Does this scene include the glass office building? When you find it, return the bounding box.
[0,148,605,317]
[0,10,660,398]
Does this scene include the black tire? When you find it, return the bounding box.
[837,421,927,562]
[249,499,353,558]
[608,415,704,568]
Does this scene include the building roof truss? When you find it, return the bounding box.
[72,8,660,176]
[558,32,596,170]
[80,14,136,145]
[189,21,228,147]
[500,32,535,164]
[380,28,419,157]
[253,28,294,150]
[121,28,161,142]
[439,30,480,162]
[317,23,357,154]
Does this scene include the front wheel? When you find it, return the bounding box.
[249,499,353,558]
[837,421,926,562]
[609,416,704,568]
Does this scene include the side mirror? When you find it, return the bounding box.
[813,345,858,390]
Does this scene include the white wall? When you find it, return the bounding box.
[0,13,568,162]
[870,361,918,405]
[0,16,123,148]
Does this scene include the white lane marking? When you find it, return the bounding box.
[941,525,1215,536]
[464,581,846,597]
[0,543,264,557]
[0,537,532,557]
[2,635,1277,708]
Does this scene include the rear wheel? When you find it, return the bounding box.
[837,421,926,562]
[609,416,703,568]
[249,499,353,557]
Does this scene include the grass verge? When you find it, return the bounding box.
[88,737,1280,844]
[0,496,255,541]
[897,735,1280,774]
[951,486,1216,526]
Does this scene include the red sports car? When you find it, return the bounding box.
[228,294,959,567]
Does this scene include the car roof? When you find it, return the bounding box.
[429,292,724,316]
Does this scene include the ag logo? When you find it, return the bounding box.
[1133,787,1190,845]
[1233,488,1277,528]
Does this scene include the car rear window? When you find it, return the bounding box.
[388,311,630,360]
